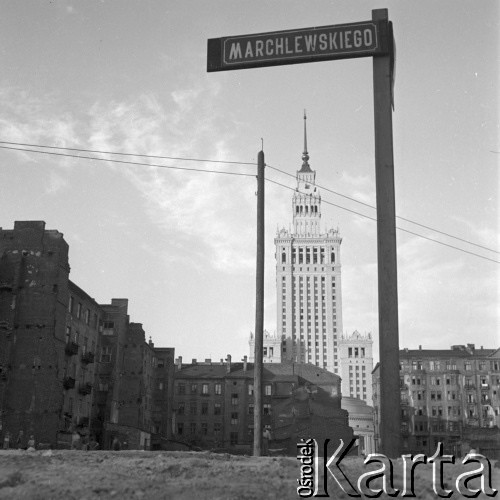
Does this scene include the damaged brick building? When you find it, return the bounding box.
[0,221,175,449]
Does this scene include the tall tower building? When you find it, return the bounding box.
[275,113,343,373]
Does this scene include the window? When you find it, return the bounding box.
[231,394,238,406]
[190,423,197,435]
[100,346,111,363]
[201,423,208,436]
[178,383,186,395]
[263,403,271,415]
[68,296,74,314]
[265,384,272,396]
[177,402,185,415]
[177,423,184,435]
[84,309,90,325]
[102,322,114,335]
[202,383,209,395]
[231,412,239,425]
[76,303,82,319]
[190,383,197,394]
[190,403,197,415]
[214,403,222,416]
[248,404,254,415]
[214,423,222,436]
[230,432,238,445]
[201,402,208,415]
[215,384,222,395]
[157,380,164,391]
[248,384,254,396]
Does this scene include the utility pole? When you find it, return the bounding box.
[372,8,400,457]
[253,150,265,456]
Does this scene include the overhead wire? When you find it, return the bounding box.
[267,163,499,255]
[0,145,255,178]
[0,140,256,166]
[1,141,498,263]
[266,178,500,264]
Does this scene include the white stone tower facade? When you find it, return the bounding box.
[249,330,282,363]
[338,330,374,403]
[275,113,343,373]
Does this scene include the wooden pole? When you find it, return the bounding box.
[372,8,400,458]
[253,150,265,456]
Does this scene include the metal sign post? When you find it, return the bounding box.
[208,8,399,458]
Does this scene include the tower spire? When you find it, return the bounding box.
[300,110,312,172]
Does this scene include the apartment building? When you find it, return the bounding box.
[372,344,500,457]
[172,356,353,454]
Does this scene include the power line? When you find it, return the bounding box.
[266,178,500,264]
[0,140,256,166]
[1,141,497,263]
[267,163,499,255]
[0,145,255,178]
[3,139,496,255]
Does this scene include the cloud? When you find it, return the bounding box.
[0,88,81,188]
[85,89,257,273]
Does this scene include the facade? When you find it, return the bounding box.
[275,114,343,373]
[0,221,71,447]
[62,281,101,443]
[372,344,500,457]
[248,330,281,363]
[0,221,175,450]
[172,356,353,454]
[338,331,373,403]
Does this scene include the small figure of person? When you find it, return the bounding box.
[3,431,10,450]
[27,435,35,451]
[16,430,25,450]
[262,426,272,456]
[111,436,121,451]
[71,430,81,450]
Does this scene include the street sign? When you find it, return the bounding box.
[207,20,389,72]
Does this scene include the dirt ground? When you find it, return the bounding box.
[0,450,498,499]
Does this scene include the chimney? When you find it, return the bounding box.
[467,344,475,354]
[419,345,422,350]
[205,358,211,364]
[149,336,154,348]
[226,354,232,373]
[242,355,248,371]
[176,356,182,371]
[192,358,197,365]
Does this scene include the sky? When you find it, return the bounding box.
[0,1,498,364]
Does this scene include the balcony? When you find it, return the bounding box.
[63,376,75,390]
[78,383,93,396]
[0,281,13,291]
[81,352,95,364]
[65,341,79,356]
